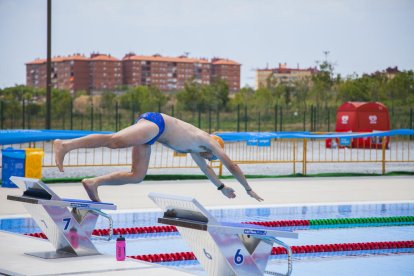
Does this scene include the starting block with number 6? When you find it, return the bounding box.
[7,176,116,259]
[149,192,298,276]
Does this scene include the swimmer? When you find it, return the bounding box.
[54,112,263,202]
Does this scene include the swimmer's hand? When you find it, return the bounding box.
[247,190,264,202]
[221,186,236,199]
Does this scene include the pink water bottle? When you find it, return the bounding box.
[116,235,126,261]
[69,227,79,249]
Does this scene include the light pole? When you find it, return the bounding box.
[46,0,52,129]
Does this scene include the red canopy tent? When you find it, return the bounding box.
[327,102,390,148]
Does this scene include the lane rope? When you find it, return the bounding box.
[24,215,414,239]
[127,241,414,263]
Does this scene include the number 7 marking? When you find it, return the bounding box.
[63,218,71,230]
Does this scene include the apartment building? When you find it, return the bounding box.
[89,54,122,91]
[256,63,317,88]
[26,53,241,92]
[211,58,241,92]
[53,55,89,91]
[365,66,400,80]
[26,59,47,89]
[26,54,122,92]
[122,54,211,91]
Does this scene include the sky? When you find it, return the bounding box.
[1,0,413,88]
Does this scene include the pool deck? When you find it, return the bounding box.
[0,231,195,276]
[1,176,413,216]
[0,175,413,275]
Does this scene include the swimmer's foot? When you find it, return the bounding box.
[53,139,66,172]
[82,179,101,202]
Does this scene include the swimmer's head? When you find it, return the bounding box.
[211,135,225,149]
[209,135,224,161]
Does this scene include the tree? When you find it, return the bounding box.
[0,85,44,127]
[119,85,168,113]
[146,85,168,112]
[292,78,311,109]
[254,87,273,114]
[270,84,286,106]
[177,80,229,113]
[210,79,229,111]
[385,70,414,108]
[230,86,255,109]
[97,90,116,118]
[176,81,202,113]
[51,89,72,127]
[366,72,387,102]
[310,57,337,107]
[337,77,370,102]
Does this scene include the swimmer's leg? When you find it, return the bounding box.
[54,121,157,171]
[81,145,151,202]
[54,134,115,172]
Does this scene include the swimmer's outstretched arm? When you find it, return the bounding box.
[191,152,263,202]
[216,151,264,202]
[190,153,236,199]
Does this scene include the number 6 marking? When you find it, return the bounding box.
[203,248,212,260]
[63,218,71,230]
[234,249,244,265]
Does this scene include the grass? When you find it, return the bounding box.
[35,171,414,184]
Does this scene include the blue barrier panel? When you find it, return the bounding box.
[0,129,413,145]
[258,138,271,147]
[247,138,271,147]
[216,129,414,142]
[1,148,25,188]
[0,130,112,145]
[339,137,351,146]
[247,139,258,146]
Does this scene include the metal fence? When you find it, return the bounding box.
[1,134,413,177]
[1,100,413,133]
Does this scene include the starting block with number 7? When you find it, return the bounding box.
[7,176,116,259]
[149,192,298,276]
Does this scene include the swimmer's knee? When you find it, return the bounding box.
[130,172,144,183]
[108,134,128,148]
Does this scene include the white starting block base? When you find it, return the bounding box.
[149,192,299,276]
[7,176,116,259]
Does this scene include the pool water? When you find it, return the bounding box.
[1,202,413,275]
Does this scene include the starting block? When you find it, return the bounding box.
[7,176,116,259]
[149,192,298,276]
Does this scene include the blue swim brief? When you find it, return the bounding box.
[136,112,165,145]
